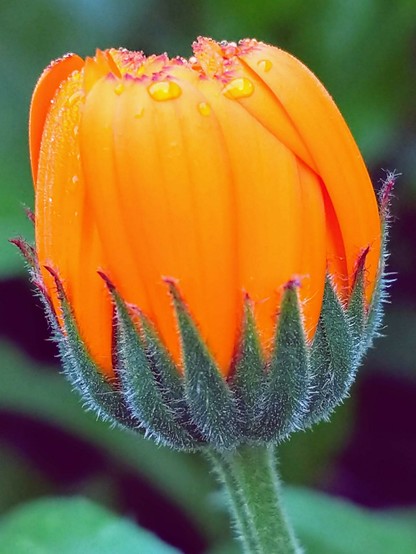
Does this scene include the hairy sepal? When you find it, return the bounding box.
[230,296,265,439]
[12,239,134,429]
[44,267,137,430]
[15,226,389,449]
[107,282,197,450]
[167,281,240,450]
[362,174,394,353]
[305,277,354,426]
[259,282,311,441]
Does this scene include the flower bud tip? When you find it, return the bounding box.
[162,275,180,286]
[24,206,35,224]
[43,266,67,304]
[10,237,37,268]
[284,278,302,291]
[125,301,143,317]
[9,236,27,252]
[379,170,398,213]
[242,289,251,301]
[97,270,116,292]
[34,269,57,312]
[355,246,370,274]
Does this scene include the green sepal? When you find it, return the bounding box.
[10,237,39,273]
[103,276,197,451]
[260,281,311,441]
[348,248,368,368]
[43,267,137,431]
[167,280,240,449]
[305,276,354,426]
[230,296,265,439]
[362,174,394,353]
[304,324,330,424]
[11,241,134,431]
[139,315,196,433]
[11,238,61,340]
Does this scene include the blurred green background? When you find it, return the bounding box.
[0,1,415,553]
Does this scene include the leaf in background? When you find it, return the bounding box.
[0,342,225,540]
[285,487,416,554]
[205,486,416,554]
[279,401,352,485]
[366,308,416,378]
[204,542,240,554]
[0,444,52,513]
[0,497,181,554]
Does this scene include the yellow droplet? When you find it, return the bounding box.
[148,80,182,101]
[198,102,211,116]
[114,83,124,95]
[222,77,254,99]
[68,90,84,106]
[134,108,144,119]
[257,59,272,72]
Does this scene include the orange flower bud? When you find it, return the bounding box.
[30,38,381,382]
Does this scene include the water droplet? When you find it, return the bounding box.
[148,81,182,101]
[68,90,84,106]
[221,41,238,58]
[114,83,124,95]
[72,175,79,184]
[257,59,272,72]
[198,102,211,116]
[73,125,79,136]
[222,77,254,99]
[134,108,144,118]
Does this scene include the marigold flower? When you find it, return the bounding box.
[30,38,380,375]
[22,38,388,450]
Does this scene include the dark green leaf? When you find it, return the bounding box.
[0,497,181,553]
[285,487,416,554]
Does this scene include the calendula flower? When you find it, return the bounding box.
[20,37,388,451]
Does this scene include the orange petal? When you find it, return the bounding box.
[323,186,349,299]
[224,59,317,172]
[30,53,84,184]
[35,70,114,377]
[240,45,381,301]
[198,77,304,355]
[79,75,152,316]
[296,162,326,338]
[80,73,240,375]
[83,50,120,94]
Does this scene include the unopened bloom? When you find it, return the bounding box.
[23,38,387,450]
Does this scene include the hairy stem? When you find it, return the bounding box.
[207,445,302,554]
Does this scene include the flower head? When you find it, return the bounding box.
[24,38,386,450]
[31,38,380,377]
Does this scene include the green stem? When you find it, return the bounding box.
[207,445,302,554]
